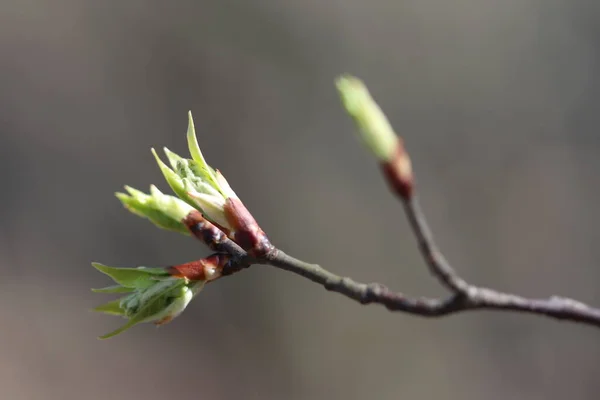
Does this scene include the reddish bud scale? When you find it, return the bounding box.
[381,140,414,200]
[166,253,230,281]
[183,210,229,250]
[224,198,274,258]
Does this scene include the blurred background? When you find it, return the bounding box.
[1,0,600,399]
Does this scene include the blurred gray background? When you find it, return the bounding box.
[1,0,599,399]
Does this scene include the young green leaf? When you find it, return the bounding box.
[97,279,194,339]
[91,285,135,294]
[116,185,193,235]
[92,262,168,289]
[152,148,194,206]
[92,298,127,316]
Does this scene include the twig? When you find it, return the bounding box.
[401,196,470,294]
[264,235,600,328]
[185,203,600,327]
[179,76,600,329]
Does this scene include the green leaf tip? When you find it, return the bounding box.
[115,184,194,235]
[91,285,135,294]
[184,112,232,197]
[98,319,138,340]
[92,298,127,316]
[92,262,169,289]
[335,75,368,114]
[186,111,207,168]
[163,147,186,171]
[335,74,399,162]
[151,147,191,203]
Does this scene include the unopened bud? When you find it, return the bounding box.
[336,75,414,199]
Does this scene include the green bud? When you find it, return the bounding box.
[150,112,240,230]
[335,75,399,162]
[116,185,194,235]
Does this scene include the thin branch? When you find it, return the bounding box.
[190,177,600,329]
[191,220,600,327]
[263,245,600,328]
[402,196,470,294]
[264,249,469,316]
[182,76,600,329]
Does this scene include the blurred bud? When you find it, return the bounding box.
[91,262,205,339]
[116,185,195,235]
[336,75,414,199]
[335,75,399,162]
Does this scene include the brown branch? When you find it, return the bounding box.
[265,239,600,328]
[186,201,600,328]
[179,141,600,329]
[401,196,470,294]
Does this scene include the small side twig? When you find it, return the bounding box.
[401,197,470,294]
